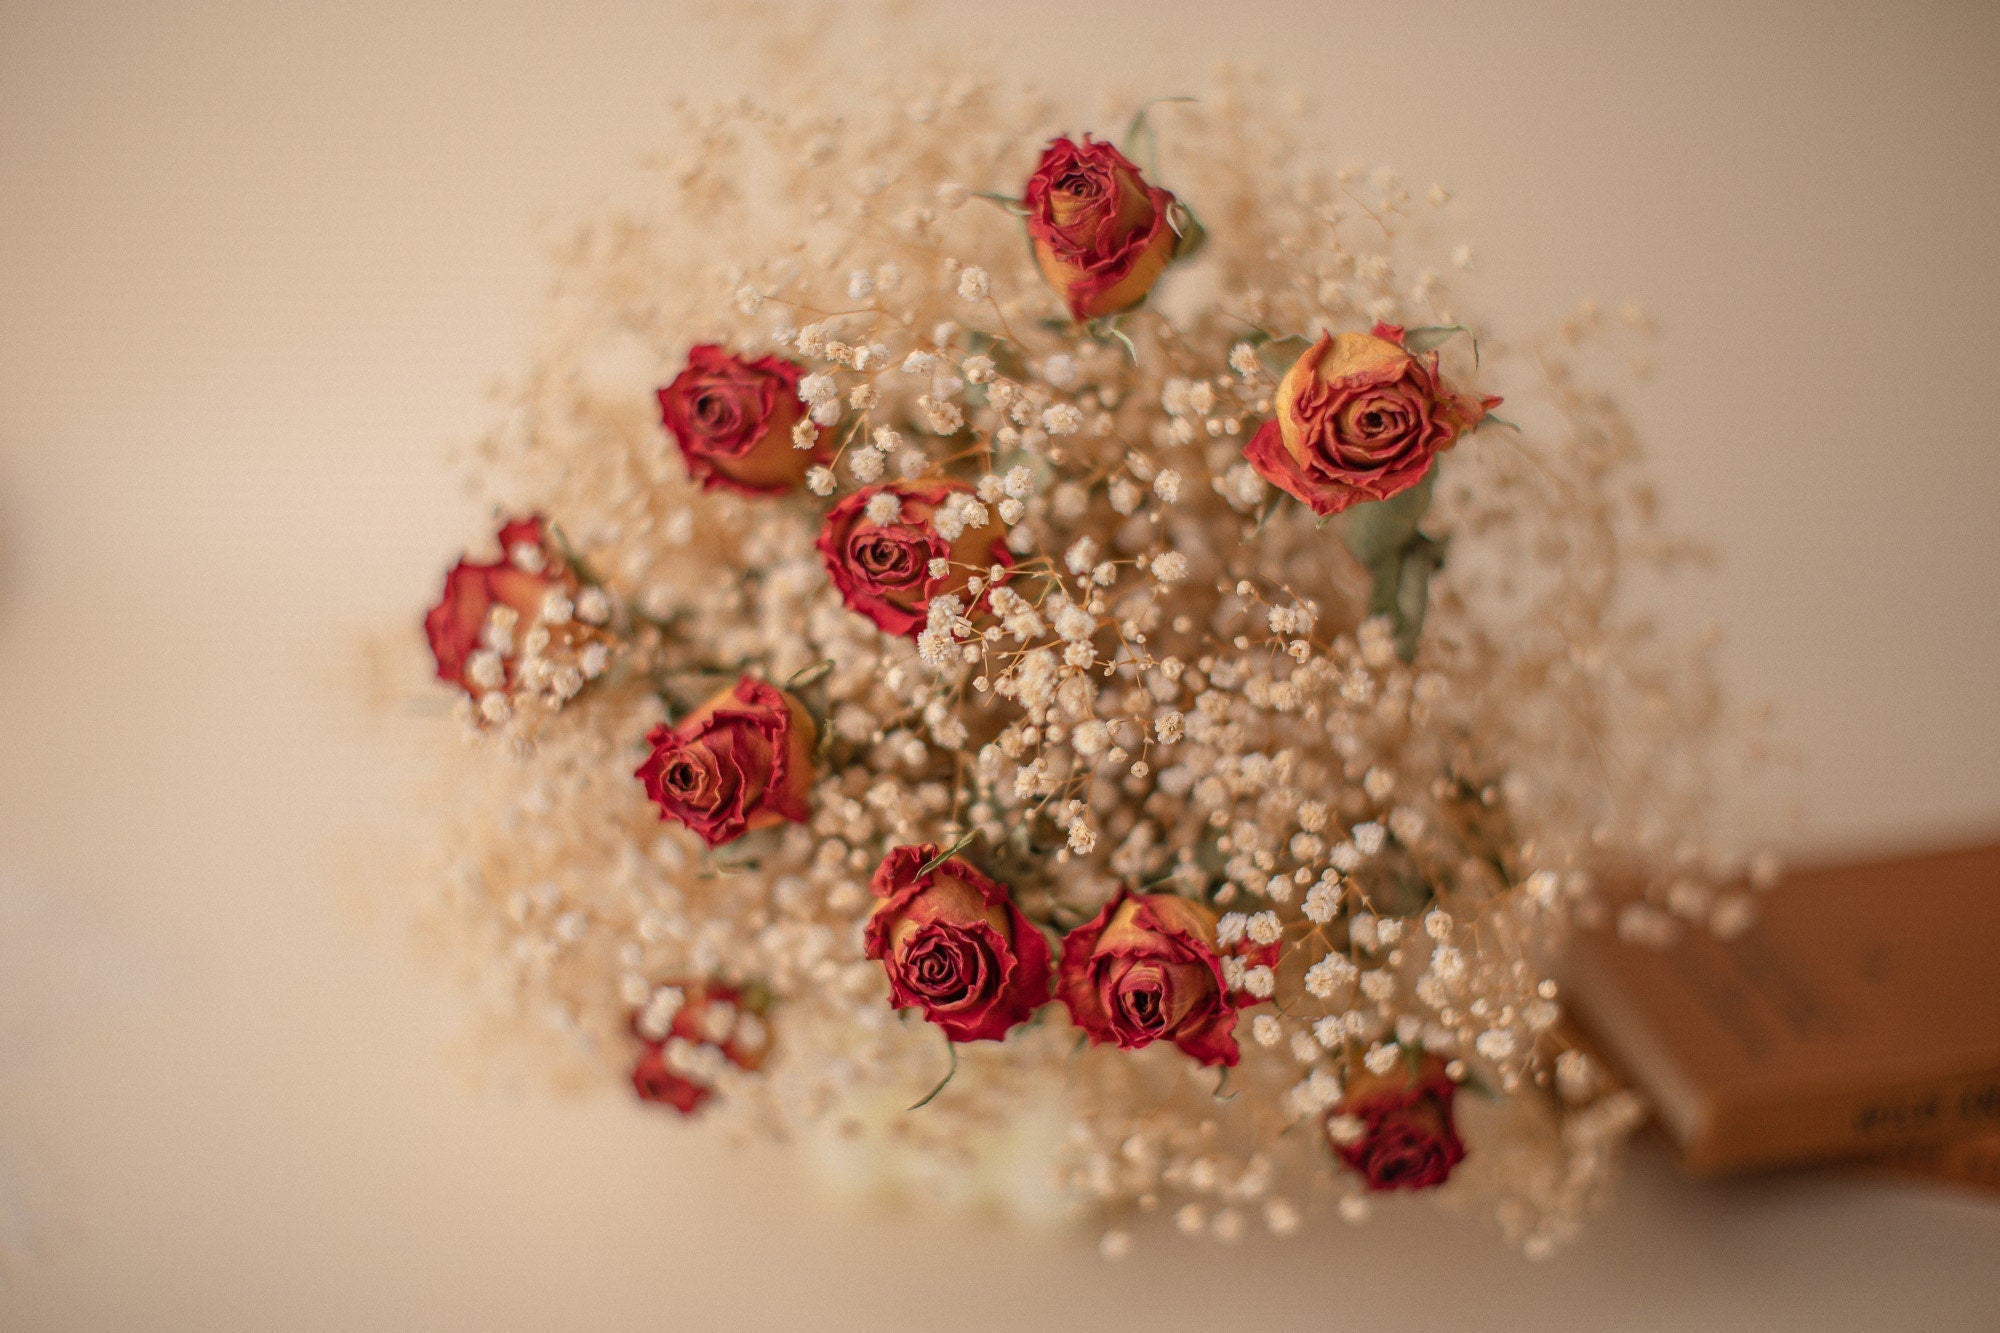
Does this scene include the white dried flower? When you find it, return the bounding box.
[1041,403,1083,436]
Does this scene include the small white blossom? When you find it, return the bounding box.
[848,446,885,482]
[1041,403,1083,436]
[1054,605,1096,642]
[1305,953,1357,998]
[574,587,610,625]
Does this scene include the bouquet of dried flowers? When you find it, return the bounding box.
[409,35,1765,1257]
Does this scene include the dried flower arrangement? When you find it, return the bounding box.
[407,26,1770,1257]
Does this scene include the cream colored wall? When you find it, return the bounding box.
[2,1,1997,1328]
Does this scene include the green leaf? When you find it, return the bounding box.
[1166,199,1206,260]
[1123,96,1197,177]
[1363,534,1445,663]
[1342,471,1447,660]
[1106,324,1139,364]
[783,658,834,691]
[1478,412,1521,433]
[918,830,977,877]
[1255,333,1312,378]
[1339,469,1436,568]
[544,521,604,588]
[1400,324,1477,362]
[1397,539,1445,661]
[737,980,775,1016]
[908,1036,958,1111]
[972,190,1030,217]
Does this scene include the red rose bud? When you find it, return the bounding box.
[658,344,828,494]
[1243,323,1500,517]
[1056,889,1240,1067]
[425,516,601,722]
[1025,136,1186,321]
[635,676,817,848]
[630,980,770,1116]
[815,479,1012,640]
[1327,1051,1467,1191]
[863,844,1053,1043]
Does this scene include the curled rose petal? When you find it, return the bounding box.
[1245,324,1499,517]
[658,344,828,494]
[816,480,1011,639]
[1024,136,1185,321]
[1329,1051,1467,1190]
[1056,889,1239,1067]
[629,980,770,1117]
[863,844,1052,1043]
[423,515,572,699]
[635,676,817,847]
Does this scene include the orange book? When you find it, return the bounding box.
[1561,840,2000,1175]
[1872,1132,2000,1195]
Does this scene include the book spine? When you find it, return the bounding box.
[1871,1133,2000,1195]
[1692,1064,2000,1174]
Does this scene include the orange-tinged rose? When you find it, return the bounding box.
[815,479,1013,639]
[1243,323,1499,517]
[629,980,770,1116]
[423,515,574,700]
[1055,889,1239,1067]
[863,844,1052,1043]
[634,676,817,847]
[1024,136,1185,321]
[658,344,827,494]
[1328,1051,1466,1190]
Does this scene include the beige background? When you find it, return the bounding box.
[3,1,1998,1328]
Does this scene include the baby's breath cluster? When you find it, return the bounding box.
[411,31,1765,1258]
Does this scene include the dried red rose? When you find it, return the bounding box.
[1025,136,1185,321]
[1243,323,1500,517]
[863,844,1052,1043]
[423,515,571,699]
[630,980,770,1116]
[658,344,827,494]
[1056,889,1240,1067]
[1328,1051,1467,1191]
[815,480,1012,639]
[635,676,816,848]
